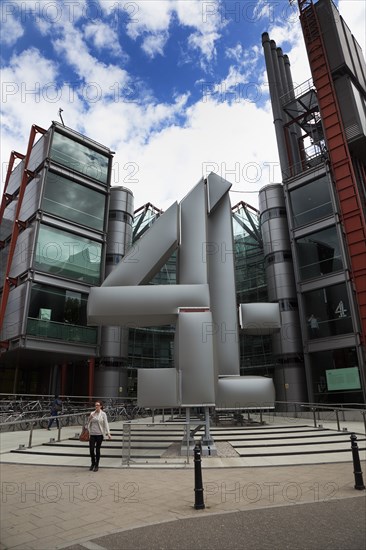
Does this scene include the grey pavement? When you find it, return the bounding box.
[1,415,366,550]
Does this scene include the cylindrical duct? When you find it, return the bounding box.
[259,184,307,404]
[262,33,289,177]
[284,53,304,166]
[277,47,301,167]
[96,186,134,397]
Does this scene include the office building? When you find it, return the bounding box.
[261,0,366,404]
[0,122,133,395]
[1,0,365,406]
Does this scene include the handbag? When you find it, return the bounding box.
[79,426,90,442]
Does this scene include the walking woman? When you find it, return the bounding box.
[88,401,111,471]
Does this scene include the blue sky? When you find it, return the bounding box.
[1,0,365,210]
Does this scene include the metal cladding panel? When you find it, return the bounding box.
[137,368,179,408]
[94,368,128,399]
[28,131,51,173]
[23,338,96,356]
[88,283,210,326]
[315,0,366,93]
[101,326,122,357]
[259,184,285,211]
[206,172,232,213]
[107,227,130,255]
[110,186,134,214]
[272,310,302,355]
[266,263,296,301]
[216,376,275,409]
[19,172,43,221]
[176,311,216,406]
[261,221,291,255]
[0,248,9,283]
[273,364,308,403]
[334,76,366,146]
[178,179,208,284]
[7,161,24,196]
[102,201,179,286]
[0,201,17,241]
[239,303,281,335]
[9,225,36,278]
[208,193,240,376]
[1,284,27,340]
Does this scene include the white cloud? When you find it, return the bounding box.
[188,30,220,67]
[84,21,125,57]
[124,0,223,63]
[0,13,24,46]
[0,48,86,176]
[82,93,190,149]
[338,0,366,50]
[265,17,311,88]
[126,1,172,40]
[104,97,280,212]
[2,0,364,216]
[141,32,169,58]
[52,22,130,97]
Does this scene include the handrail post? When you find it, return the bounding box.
[335,409,340,431]
[311,407,317,428]
[28,421,35,448]
[362,410,366,435]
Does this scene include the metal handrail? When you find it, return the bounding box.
[273,401,366,433]
[0,412,89,447]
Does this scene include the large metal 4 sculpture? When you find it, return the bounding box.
[88,174,277,415]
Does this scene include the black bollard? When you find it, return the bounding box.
[350,433,365,490]
[194,442,205,509]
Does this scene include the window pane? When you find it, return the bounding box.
[35,225,102,284]
[304,283,353,339]
[309,348,363,404]
[290,176,333,227]
[50,132,109,183]
[43,172,106,231]
[295,226,343,280]
[27,283,97,344]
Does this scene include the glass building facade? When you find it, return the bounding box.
[0,122,113,395]
[1,118,364,405]
[283,170,363,404]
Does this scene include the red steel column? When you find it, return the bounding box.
[0,125,46,333]
[298,0,366,345]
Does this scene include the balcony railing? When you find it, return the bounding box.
[26,318,97,344]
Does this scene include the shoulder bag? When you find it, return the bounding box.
[79,425,90,442]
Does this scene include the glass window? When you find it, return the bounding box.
[109,210,133,225]
[309,348,363,404]
[295,226,343,281]
[128,327,175,368]
[35,224,102,284]
[290,175,333,227]
[50,132,109,183]
[27,283,96,344]
[42,172,106,231]
[304,283,353,339]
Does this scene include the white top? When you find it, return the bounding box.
[88,410,110,437]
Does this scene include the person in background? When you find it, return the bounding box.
[88,401,112,471]
[47,394,62,430]
[308,313,320,337]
